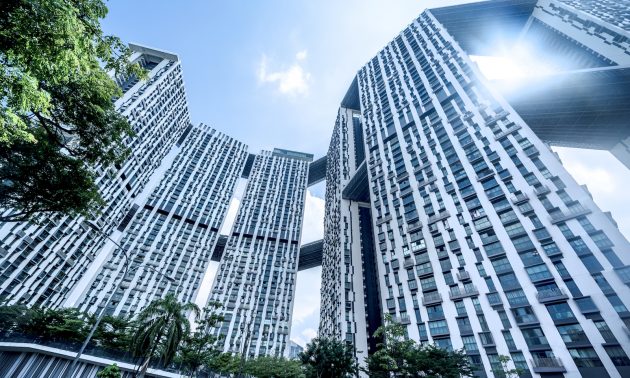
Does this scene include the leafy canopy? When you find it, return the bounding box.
[174,301,225,377]
[96,364,122,378]
[365,314,473,378]
[0,0,146,221]
[299,337,359,378]
[244,356,304,378]
[131,293,200,368]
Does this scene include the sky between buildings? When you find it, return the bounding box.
[102,0,630,347]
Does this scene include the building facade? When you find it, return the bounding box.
[320,1,630,377]
[209,149,312,357]
[70,124,247,316]
[0,45,191,308]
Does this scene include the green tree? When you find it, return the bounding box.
[365,314,473,378]
[205,352,240,376]
[175,302,224,377]
[131,294,200,375]
[96,363,121,378]
[299,337,359,378]
[21,307,89,343]
[92,314,133,352]
[0,303,29,335]
[244,356,303,378]
[491,355,524,378]
[0,0,147,222]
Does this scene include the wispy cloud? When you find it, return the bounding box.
[257,51,312,97]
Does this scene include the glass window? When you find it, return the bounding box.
[502,330,516,350]
[546,303,576,322]
[498,310,511,329]
[512,306,538,325]
[606,294,629,314]
[462,335,478,352]
[569,348,604,368]
[522,327,549,348]
[557,324,587,343]
[579,254,603,272]
[505,289,529,307]
[428,320,449,336]
[605,346,630,367]
[434,337,452,351]
[526,264,553,281]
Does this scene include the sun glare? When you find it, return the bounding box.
[471,44,556,87]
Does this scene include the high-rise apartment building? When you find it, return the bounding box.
[209,149,312,357]
[0,45,190,308]
[319,1,630,377]
[2,0,630,375]
[69,124,247,316]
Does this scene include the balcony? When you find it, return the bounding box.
[524,145,540,158]
[533,185,550,197]
[395,314,411,324]
[536,288,569,303]
[449,285,479,300]
[422,291,443,305]
[549,205,592,224]
[457,271,471,281]
[427,210,450,224]
[494,124,522,140]
[486,292,503,306]
[531,357,567,373]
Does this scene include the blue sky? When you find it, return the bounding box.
[103,0,630,347]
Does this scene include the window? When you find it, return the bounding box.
[454,301,466,316]
[505,289,528,307]
[569,237,591,255]
[428,320,449,336]
[512,306,538,325]
[579,254,603,272]
[557,324,586,343]
[569,348,604,368]
[510,352,528,373]
[420,276,437,291]
[491,257,512,274]
[462,335,478,352]
[497,310,511,329]
[522,327,548,348]
[434,337,452,351]
[502,330,517,350]
[606,294,629,314]
[542,242,562,257]
[427,304,444,320]
[511,235,535,252]
[593,320,615,343]
[498,273,520,290]
[605,346,630,367]
[526,264,553,282]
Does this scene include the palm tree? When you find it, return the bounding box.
[131,294,200,377]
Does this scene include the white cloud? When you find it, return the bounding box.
[257,51,312,97]
[296,50,308,61]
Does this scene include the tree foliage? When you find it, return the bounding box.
[174,302,224,377]
[0,0,147,221]
[0,304,90,342]
[299,337,359,378]
[205,352,240,376]
[131,294,200,369]
[245,356,303,378]
[491,355,524,378]
[365,314,473,378]
[96,364,122,378]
